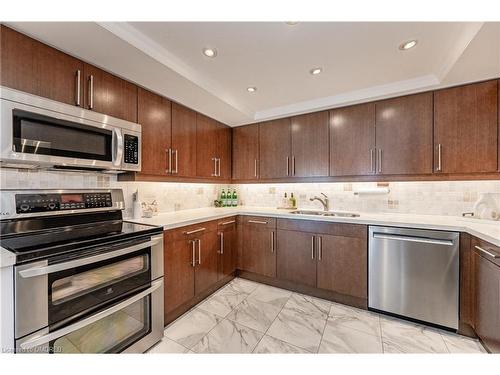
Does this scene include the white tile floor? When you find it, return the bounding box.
[147,278,487,354]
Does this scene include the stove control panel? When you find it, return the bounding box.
[15,192,113,214]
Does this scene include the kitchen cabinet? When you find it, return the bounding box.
[276,219,367,300]
[259,118,291,179]
[1,25,83,106]
[232,124,259,180]
[291,111,330,177]
[473,238,500,353]
[330,103,376,176]
[434,80,498,174]
[375,92,433,175]
[171,102,197,177]
[241,216,277,278]
[83,63,137,122]
[276,230,317,287]
[194,230,219,295]
[137,88,172,176]
[196,114,231,179]
[217,217,237,279]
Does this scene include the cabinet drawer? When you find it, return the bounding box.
[277,219,366,238]
[241,215,276,229]
[472,237,500,268]
[165,220,218,241]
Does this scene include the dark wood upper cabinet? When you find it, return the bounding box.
[83,63,137,122]
[259,118,291,179]
[330,103,376,176]
[434,80,498,174]
[277,230,317,287]
[291,111,330,177]
[232,124,259,180]
[138,88,172,176]
[0,25,36,95]
[171,102,197,177]
[217,124,232,179]
[196,113,219,178]
[375,92,433,175]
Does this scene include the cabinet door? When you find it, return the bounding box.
[291,111,329,177]
[259,118,291,179]
[171,102,197,177]
[83,63,137,122]
[194,231,219,295]
[218,220,237,279]
[276,230,317,287]
[164,237,195,316]
[0,25,36,94]
[196,113,219,178]
[232,124,259,180]
[34,40,84,106]
[316,234,367,299]
[217,124,232,179]
[434,80,498,174]
[375,93,433,175]
[330,103,375,176]
[474,251,500,353]
[242,223,276,278]
[137,88,172,175]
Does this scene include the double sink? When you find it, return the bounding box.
[290,210,360,218]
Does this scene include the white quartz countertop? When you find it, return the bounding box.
[127,206,500,247]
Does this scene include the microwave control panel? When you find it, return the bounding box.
[124,134,139,164]
[16,192,113,213]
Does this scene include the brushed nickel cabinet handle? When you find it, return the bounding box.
[166,148,172,173]
[184,227,206,235]
[217,158,221,177]
[436,144,442,172]
[221,220,236,225]
[292,156,296,176]
[270,231,275,253]
[475,245,500,259]
[219,232,224,254]
[211,157,217,177]
[377,149,382,173]
[190,240,196,267]
[197,239,201,265]
[286,157,290,176]
[318,236,322,261]
[370,149,375,174]
[254,159,258,177]
[248,220,268,225]
[75,70,81,106]
[311,236,315,260]
[172,149,178,174]
[88,74,94,109]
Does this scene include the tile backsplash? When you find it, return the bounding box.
[1,168,499,218]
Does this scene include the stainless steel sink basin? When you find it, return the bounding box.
[290,210,360,218]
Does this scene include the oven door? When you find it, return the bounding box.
[14,234,163,339]
[16,278,163,353]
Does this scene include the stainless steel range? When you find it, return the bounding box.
[0,189,164,353]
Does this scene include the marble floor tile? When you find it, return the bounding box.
[227,297,282,332]
[230,277,260,294]
[380,317,449,353]
[197,284,249,317]
[164,308,222,349]
[285,293,331,319]
[328,303,381,337]
[267,308,327,352]
[253,335,311,354]
[147,338,189,353]
[248,284,292,308]
[441,333,487,353]
[319,320,383,354]
[191,319,264,353]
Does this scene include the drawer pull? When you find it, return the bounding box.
[184,227,206,235]
[248,220,268,225]
[475,245,500,259]
[220,220,236,225]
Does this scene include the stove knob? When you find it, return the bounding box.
[48,202,56,210]
[20,204,30,212]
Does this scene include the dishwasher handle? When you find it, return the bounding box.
[372,233,455,246]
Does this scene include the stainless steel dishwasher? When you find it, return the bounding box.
[368,226,459,330]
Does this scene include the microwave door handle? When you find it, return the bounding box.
[18,278,163,351]
[112,128,124,167]
[18,236,162,278]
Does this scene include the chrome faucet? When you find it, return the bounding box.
[310,193,330,211]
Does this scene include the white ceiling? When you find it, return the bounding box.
[6,22,500,126]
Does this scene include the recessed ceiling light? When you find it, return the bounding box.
[285,21,299,26]
[247,87,257,93]
[202,47,217,58]
[310,67,323,75]
[399,40,418,50]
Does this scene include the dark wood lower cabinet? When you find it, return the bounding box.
[217,218,237,279]
[241,216,276,278]
[194,231,219,295]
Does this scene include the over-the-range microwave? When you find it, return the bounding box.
[0,86,141,173]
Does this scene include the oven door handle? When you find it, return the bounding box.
[18,236,162,278]
[19,278,163,351]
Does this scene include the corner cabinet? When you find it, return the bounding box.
[171,103,197,177]
[241,216,277,278]
[232,124,259,180]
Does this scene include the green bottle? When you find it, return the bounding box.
[232,189,238,207]
[221,189,226,207]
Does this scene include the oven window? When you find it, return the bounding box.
[51,255,148,305]
[52,296,150,353]
[12,109,113,161]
